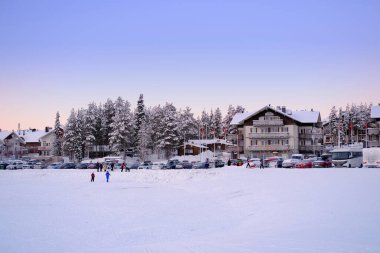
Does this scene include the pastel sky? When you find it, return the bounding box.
[1,0,379,131]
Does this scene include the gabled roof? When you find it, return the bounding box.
[0,131,25,144]
[371,105,380,119]
[18,130,47,143]
[230,112,252,125]
[39,129,55,140]
[230,106,321,126]
[0,131,12,141]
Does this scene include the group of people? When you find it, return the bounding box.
[95,161,130,172]
[91,161,132,183]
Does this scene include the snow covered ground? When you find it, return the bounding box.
[1,167,380,253]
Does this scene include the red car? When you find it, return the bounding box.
[295,159,314,169]
[312,157,332,168]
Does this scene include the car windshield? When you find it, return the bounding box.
[332,152,350,160]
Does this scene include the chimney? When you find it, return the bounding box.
[281,106,286,113]
[276,106,281,111]
[18,123,21,135]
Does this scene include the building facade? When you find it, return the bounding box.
[229,106,323,158]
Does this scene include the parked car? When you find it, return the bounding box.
[313,156,332,168]
[76,163,89,169]
[6,160,24,170]
[193,161,209,169]
[0,162,9,170]
[214,159,225,168]
[126,162,140,170]
[22,161,35,169]
[295,159,314,169]
[180,160,193,169]
[164,159,180,169]
[247,158,261,168]
[282,159,300,168]
[138,161,153,169]
[58,163,76,169]
[47,162,63,169]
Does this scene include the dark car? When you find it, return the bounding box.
[0,162,9,170]
[164,160,177,169]
[58,163,76,169]
[76,163,89,169]
[193,161,209,169]
[214,159,225,168]
[126,162,140,170]
[181,160,193,169]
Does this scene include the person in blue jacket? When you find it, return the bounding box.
[105,171,110,183]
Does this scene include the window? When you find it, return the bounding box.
[255,140,258,145]
[268,140,272,145]
[250,128,253,133]
[261,141,265,145]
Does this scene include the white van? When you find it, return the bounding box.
[331,144,363,168]
[363,148,380,168]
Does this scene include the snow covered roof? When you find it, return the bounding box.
[230,112,252,125]
[39,129,55,140]
[290,110,320,123]
[371,105,380,119]
[0,131,12,141]
[185,142,208,149]
[230,106,320,125]
[18,130,48,143]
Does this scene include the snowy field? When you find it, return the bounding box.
[1,167,380,253]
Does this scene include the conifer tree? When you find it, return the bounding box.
[53,112,63,156]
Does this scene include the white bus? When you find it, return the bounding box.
[331,144,363,168]
[363,148,380,168]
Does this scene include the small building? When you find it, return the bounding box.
[178,139,232,156]
[18,129,49,157]
[0,131,26,159]
[368,104,380,147]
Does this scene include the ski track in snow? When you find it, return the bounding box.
[1,167,380,253]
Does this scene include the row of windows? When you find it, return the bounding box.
[250,140,289,145]
[250,127,289,133]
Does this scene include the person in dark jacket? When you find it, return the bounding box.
[227,159,231,166]
[91,172,95,182]
[111,162,114,171]
[260,159,264,169]
[96,162,100,172]
[106,171,110,182]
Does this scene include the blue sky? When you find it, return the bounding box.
[0,0,379,130]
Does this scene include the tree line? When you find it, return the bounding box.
[54,94,245,161]
[328,103,374,146]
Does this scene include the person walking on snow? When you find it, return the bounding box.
[96,162,100,172]
[91,172,95,182]
[105,171,110,183]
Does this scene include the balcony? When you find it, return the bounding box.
[38,146,51,151]
[249,132,289,139]
[299,133,323,139]
[252,119,284,126]
[299,145,324,151]
[368,140,380,147]
[247,145,291,151]
[368,128,380,135]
